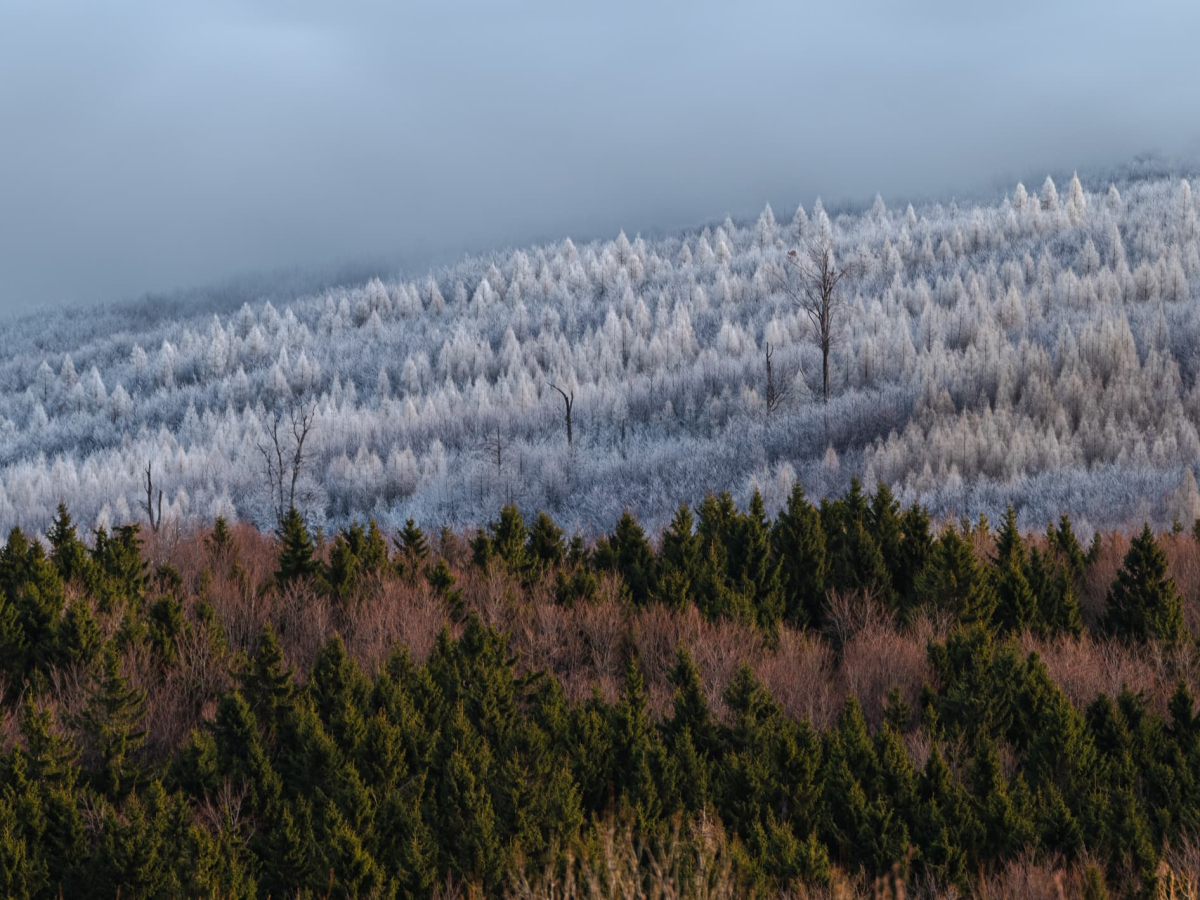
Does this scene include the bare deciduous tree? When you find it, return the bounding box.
[763,342,793,420]
[548,382,574,448]
[140,461,164,533]
[258,402,316,525]
[777,236,857,405]
[481,423,505,476]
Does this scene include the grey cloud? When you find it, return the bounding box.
[2,0,1199,312]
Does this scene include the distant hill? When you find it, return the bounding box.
[4,161,1200,536]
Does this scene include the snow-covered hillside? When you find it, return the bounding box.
[6,164,1200,537]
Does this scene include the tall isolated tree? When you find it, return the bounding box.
[258,401,317,526]
[778,235,857,405]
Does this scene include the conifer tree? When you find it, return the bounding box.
[308,636,371,751]
[396,518,430,576]
[611,657,676,830]
[16,703,87,893]
[895,503,934,616]
[1168,680,1198,752]
[472,503,527,573]
[968,736,1035,859]
[211,692,282,815]
[83,644,147,797]
[431,704,504,889]
[992,506,1037,632]
[47,502,89,584]
[1103,524,1187,645]
[598,512,658,606]
[206,515,234,555]
[772,483,827,626]
[318,801,388,898]
[257,799,318,898]
[883,687,910,732]
[917,526,997,626]
[1047,513,1087,585]
[733,491,783,629]
[666,647,718,755]
[325,533,361,604]
[241,624,295,733]
[821,481,893,605]
[659,503,701,610]
[875,721,917,828]
[525,511,564,572]
[353,519,391,575]
[869,482,905,587]
[0,526,65,674]
[1028,547,1083,637]
[276,506,319,585]
[88,524,148,611]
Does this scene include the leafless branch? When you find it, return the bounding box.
[258,401,316,524]
[548,382,574,448]
[764,342,793,420]
[775,232,858,404]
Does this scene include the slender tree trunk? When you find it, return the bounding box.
[822,345,830,404]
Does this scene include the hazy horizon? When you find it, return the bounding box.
[5,0,1200,313]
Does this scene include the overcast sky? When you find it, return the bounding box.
[3,1,1200,313]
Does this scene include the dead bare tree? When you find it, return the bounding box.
[778,235,858,405]
[764,342,793,420]
[258,401,316,525]
[548,382,574,448]
[481,423,505,476]
[140,461,164,533]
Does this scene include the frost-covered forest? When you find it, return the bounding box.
[7,162,1200,537]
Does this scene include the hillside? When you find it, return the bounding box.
[5,162,1200,536]
[0,489,1197,897]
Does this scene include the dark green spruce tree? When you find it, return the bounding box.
[1103,524,1187,646]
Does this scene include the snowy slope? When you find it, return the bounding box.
[5,164,1200,537]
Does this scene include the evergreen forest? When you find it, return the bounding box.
[1,486,1199,897]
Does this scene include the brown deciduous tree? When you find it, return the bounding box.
[258,401,316,525]
[778,236,857,404]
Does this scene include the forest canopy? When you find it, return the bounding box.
[0,491,1198,896]
[4,163,1200,536]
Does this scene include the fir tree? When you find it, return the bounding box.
[822,480,893,604]
[430,704,504,889]
[206,515,234,556]
[992,506,1037,632]
[276,506,319,585]
[325,533,361,604]
[47,502,89,584]
[241,624,295,733]
[0,526,65,674]
[895,502,934,617]
[82,644,147,798]
[772,483,827,627]
[611,657,675,830]
[666,647,718,755]
[1047,513,1087,585]
[396,518,430,576]
[597,512,658,606]
[88,524,148,611]
[917,526,997,626]
[658,503,701,610]
[1028,547,1083,638]
[525,511,564,572]
[1103,524,1188,645]
[352,519,390,574]
[472,503,527,573]
[733,491,783,630]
